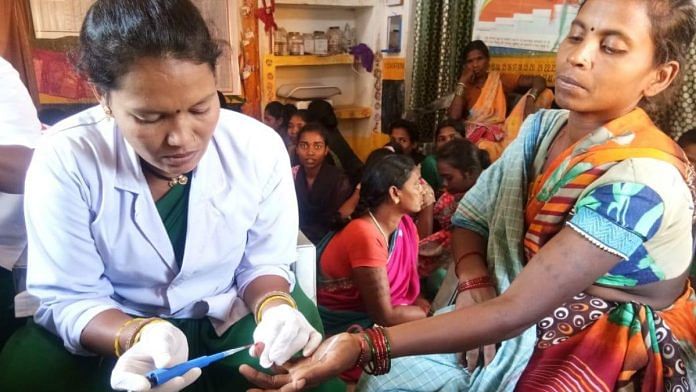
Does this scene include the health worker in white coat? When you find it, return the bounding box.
[0,1,344,391]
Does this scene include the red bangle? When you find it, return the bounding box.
[456,276,494,294]
[455,251,485,267]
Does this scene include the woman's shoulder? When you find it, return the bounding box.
[212,109,291,177]
[36,106,117,163]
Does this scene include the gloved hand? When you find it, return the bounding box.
[111,321,201,391]
[250,304,322,368]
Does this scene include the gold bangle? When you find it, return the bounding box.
[129,318,167,351]
[454,82,466,97]
[254,291,297,323]
[114,318,144,357]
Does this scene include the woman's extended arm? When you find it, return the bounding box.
[241,227,623,391]
[389,227,619,356]
[352,266,427,326]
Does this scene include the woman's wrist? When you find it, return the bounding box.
[114,317,165,357]
[454,82,467,97]
[254,290,297,323]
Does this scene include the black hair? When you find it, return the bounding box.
[265,101,284,119]
[462,40,490,61]
[436,139,490,176]
[284,104,297,123]
[678,128,696,148]
[296,122,329,144]
[291,109,311,123]
[307,100,338,130]
[353,154,416,218]
[77,0,221,93]
[435,119,466,140]
[364,143,402,170]
[388,119,419,143]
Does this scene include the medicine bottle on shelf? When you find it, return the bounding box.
[289,32,304,55]
[273,28,288,56]
[327,26,343,55]
[313,31,328,55]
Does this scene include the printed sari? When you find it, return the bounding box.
[359,108,696,391]
[515,108,696,390]
[466,71,555,162]
[418,191,463,278]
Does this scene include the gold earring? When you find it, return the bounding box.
[103,105,113,117]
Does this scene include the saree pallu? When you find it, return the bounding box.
[465,71,508,146]
[465,71,555,162]
[515,108,696,390]
[317,215,421,335]
[478,89,555,162]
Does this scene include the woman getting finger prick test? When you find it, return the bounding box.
[1,0,696,391]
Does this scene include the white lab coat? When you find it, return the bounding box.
[25,106,298,355]
[0,57,41,271]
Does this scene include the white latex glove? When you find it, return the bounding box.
[250,304,322,368]
[111,321,201,391]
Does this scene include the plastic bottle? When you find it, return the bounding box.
[343,23,355,50]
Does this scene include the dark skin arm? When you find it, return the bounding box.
[241,227,658,390]
[517,75,548,117]
[352,266,427,326]
[81,276,290,357]
[447,67,474,121]
[448,73,547,120]
[0,145,33,194]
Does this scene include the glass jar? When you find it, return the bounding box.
[288,32,304,55]
[303,33,315,55]
[313,31,328,55]
[327,26,343,55]
[273,28,288,56]
[343,23,355,51]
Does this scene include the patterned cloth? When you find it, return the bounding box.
[418,192,462,277]
[360,108,696,391]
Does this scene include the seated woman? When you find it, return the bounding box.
[420,119,466,191]
[286,109,310,165]
[448,40,553,161]
[241,1,696,390]
[387,119,425,164]
[308,100,363,185]
[293,123,353,244]
[0,1,344,391]
[263,101,295,147]
[419,139,490,299]
[317,153,428,337]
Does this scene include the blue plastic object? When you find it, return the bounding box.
[146,344,251,386]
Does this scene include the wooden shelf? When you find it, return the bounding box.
[275,0,375,7]
[334,105,371,120]
[39,93,96,105]
[265,54,354,67]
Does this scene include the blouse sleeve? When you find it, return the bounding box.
[565,158,693,286]
[345,220,388,269]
